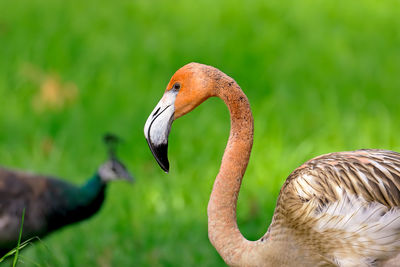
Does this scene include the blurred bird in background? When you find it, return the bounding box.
[0,134,133,256]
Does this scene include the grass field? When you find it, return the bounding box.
[1,0,400,265]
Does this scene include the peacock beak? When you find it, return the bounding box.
[117,161,135,183]
[144,90,178,173]
[111,159,135,183]
[120,172,135,183]
[123,172,135,183]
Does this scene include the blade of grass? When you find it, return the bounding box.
[13,208,25,267]
[0,210,34,263]
[16,255,42,267]
[0,238,37,262]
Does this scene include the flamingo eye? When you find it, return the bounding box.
[172,82,181,91]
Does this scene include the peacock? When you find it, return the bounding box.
[0,134,133,255]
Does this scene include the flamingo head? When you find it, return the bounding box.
[144,62,217,172]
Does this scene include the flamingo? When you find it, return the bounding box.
[144,63,400,266]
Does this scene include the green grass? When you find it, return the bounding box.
[1,0,400,265]
[0,208,29,266]
[13,208,25,267]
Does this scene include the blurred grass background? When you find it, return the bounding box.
[1,0,400,265]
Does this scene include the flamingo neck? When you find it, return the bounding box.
[207,76,258,266]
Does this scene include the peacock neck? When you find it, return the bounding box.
[79,173,106,204]
[70,173,105,219]
[207,75,261,266]
[48,173,106,231]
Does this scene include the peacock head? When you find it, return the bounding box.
[98,159,133,183]
[144,62,221,172]
[98,133,134,183]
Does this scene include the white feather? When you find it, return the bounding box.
[312,191,400,265]
[293,174,315,199]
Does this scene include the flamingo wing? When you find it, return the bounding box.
[272,149,400,265]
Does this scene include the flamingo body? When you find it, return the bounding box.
[269,149,400,266]
[144,63,400,266]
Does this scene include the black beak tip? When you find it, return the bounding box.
[146,139,170,173]
[160,161,170,173]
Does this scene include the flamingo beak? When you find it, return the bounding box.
[144,90,178,173]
